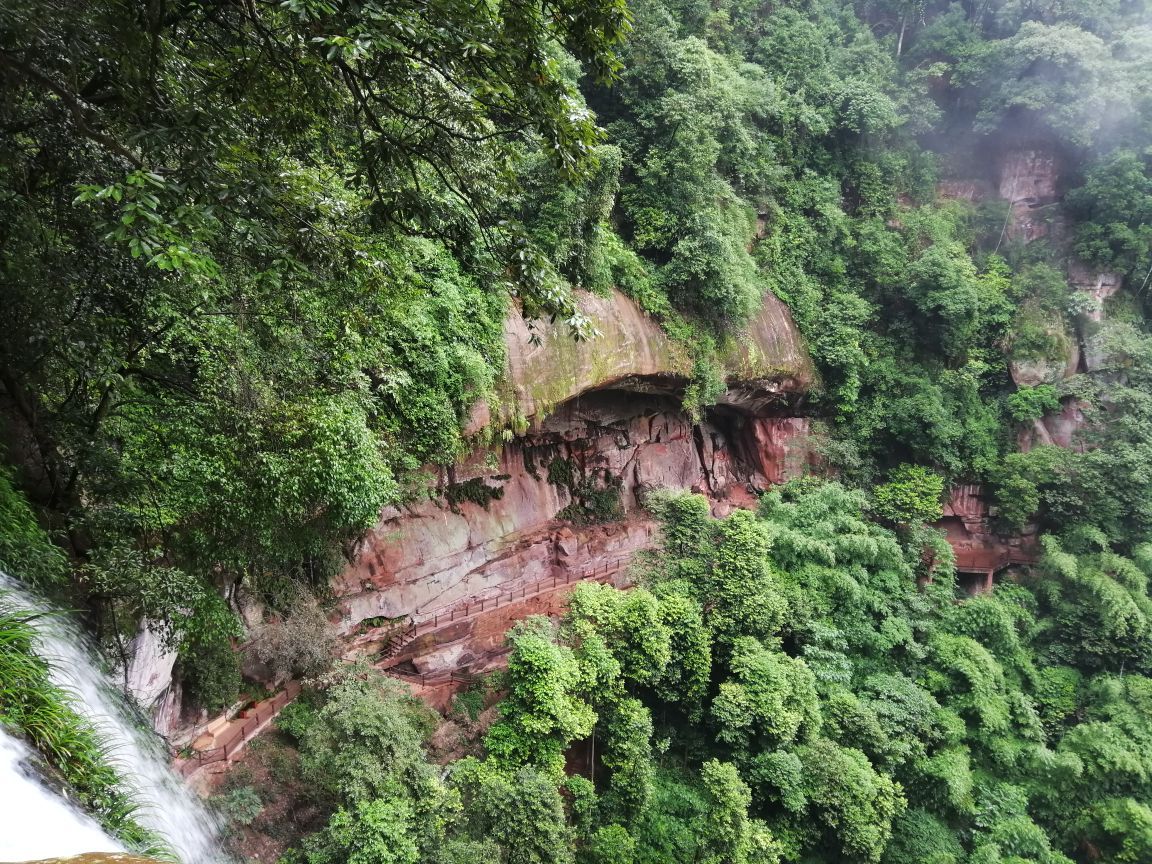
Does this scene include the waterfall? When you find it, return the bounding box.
[0,573,224,863]
[0,729,124,860]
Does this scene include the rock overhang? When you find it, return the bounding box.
[471,286,817,434]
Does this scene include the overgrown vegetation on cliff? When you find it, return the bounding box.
[5,0,1152,707]
[6,0,1152,862]
[0,0,628,704]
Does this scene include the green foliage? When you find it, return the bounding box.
[554,482,1152,863]
[703,510,789,644]
[260,479,1152,864]
[651,591,712,721]
[905,244,982,360]
[600,698,656,823]
[1068,151,1152,275]
[453,761,576,864]
[210,785,264,828]
[278,664,439,808]
[1006,386,1062,424]
[557,473,625,526]
[0,0,631,683]
[882,809,965,864]
[698,760,780,864]
[14,2,1152,864]
[1032,666,1082,738]
[632,769,709,864]
[297,798,420,864]
[1031,536,1152,675]
[1007,265,1075,367]
[278,663,472,864]
[452,679,491,724]
[566,582,672,689]
[1075,797,1152,864]
[485,617,597,778]
[582,824,637,864]
[180,626,242,714]
[0,470,66,588]
[971,22,1114,147]
[712,638,821,756]
[445,478,506,512]
[551,460,625,526]
[792,739,905,864]
[873,466,946,527]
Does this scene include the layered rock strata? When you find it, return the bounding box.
[332,288,816,671]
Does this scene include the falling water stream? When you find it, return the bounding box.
[0,730,123,860]
[0,573,223,863]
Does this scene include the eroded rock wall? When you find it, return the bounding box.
[334,393,812,654]
[998,146,1063,244]
[939,143,1123,454]
[472,287,815,431]
[152,287,814,735]
[334,288,815,668]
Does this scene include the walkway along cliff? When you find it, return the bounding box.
[310,143,1113,689]
[325,286,816,679]
[166,286,817,768]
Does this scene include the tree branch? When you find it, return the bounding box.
[0,52,144,168]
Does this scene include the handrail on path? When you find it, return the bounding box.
[377,556,630,660]
[952,547,1038,573]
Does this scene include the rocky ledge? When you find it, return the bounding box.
[328,288,815,674]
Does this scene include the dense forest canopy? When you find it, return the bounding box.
[240,485,1152,864]
[5,0,1152,862]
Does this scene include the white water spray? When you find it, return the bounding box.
[0,573,224,863]
[0,729,124,860]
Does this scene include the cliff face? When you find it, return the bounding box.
[938,142,1124,452]
[330,288,815,673]
[134,287,814,731]
[934,142,1124,576]
[474,286,814,430]
[997,146,1063,244]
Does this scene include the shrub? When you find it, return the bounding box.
[0,469,66,588]
[252,587,338,683]
[873,465,945,526]
[1005,386,1061,423]
[182,629,242,714]
[211,785,264,827]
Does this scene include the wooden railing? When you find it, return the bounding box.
[173,558,635,777]
[377,556,630,662]
[381,650,513,688]
[172,680,302,778]
[952,547,1038,573]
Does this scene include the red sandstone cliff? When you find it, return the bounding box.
[330,287,816,673]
